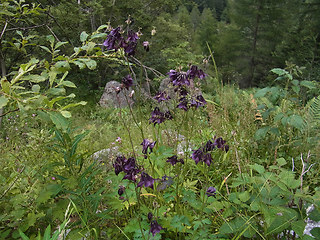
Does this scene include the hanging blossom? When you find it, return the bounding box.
[149,107,173,125]
[103,27,139,56]
[177,94,207,111]
[137,172,155,189]
[206,187,216,197]
[166,155,184,166]
[167,65,207,87]
[113,155,141,182]
[153,91,171,103]
[150,220,163,236]
[191,137,229,166]
[121,74,133,89]
[141,139,156,155]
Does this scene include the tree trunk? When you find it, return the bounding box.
[0,48,6,128]
[248,1,263,87]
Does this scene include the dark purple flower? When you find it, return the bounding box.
[167,70,189,86]
[224,144,229,153]
[175,86,188,97]
[190,95,207,108]
[127,30,139,43]
[124,41,137,56]
[153,91,171,103]
[206,187,216,197]
[118,186,125,196]
[122,74,133,89]
[166,155,184,166]
[149,107,172,125]
[187,65,207,80]
[148,212,153,221]
[192,148,203,165]
[214,137,226,149]
[123,157,136,172]
[103,27,122,50]
[150,220,162,236]
[141,139,156,155]
[137,172,155,189]
[204,140,215,152]
[177,97,189,111]
[203,153,212,166]
[143,41,150,52]
[113,155,126,175]
[123,169,139,182]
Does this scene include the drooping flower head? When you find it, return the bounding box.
[167,70,189,86]
[141,139,156,155]
[121,74,133,89]
[137,172,155,189]
[166,155,184,166]
[150,220,162,236]
[206,187,216,197]
[149,107,172,125]
[191,148,204,165]
[143,41,150,52]
[113,155,141,182]
[153,91,171,103]
[177,97,189,111]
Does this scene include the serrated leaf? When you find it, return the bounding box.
[250,164,265,174]
[276,158,287,166]
[254,87,270,98]
[80,31,89,42]
[0,96,9,108]
[300,80,316,89]
[238,191,250,202]
[255,127,270,140]
[288,114,305,130]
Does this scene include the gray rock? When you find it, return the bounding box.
[99,81,134,108]
[92,147,120,170]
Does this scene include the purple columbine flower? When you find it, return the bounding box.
[204,140,215,152]
[192,148,203,165]
[103,27,122,50]
[122,74,133,89]
[149,107,172,125]
[150,220,162,236]
[141,139,156,155]
[166,155,184,166]
[203,153,212,166]
[206,187,216,197]
[127,30,139,43]
[153,91,171,103]
[118,186,125,196]
[187,65,207,80]
[213,137,229,152]
[137,172,155,189]
[190,95,207,108]
[177,97,189,111]
[167,70,189,86]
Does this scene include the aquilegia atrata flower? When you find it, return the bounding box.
[206,186,216,197]
[137,172,155,189]
[150,220,162,236]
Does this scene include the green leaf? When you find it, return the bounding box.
[80,31,89,42]
[47,87,66,96]
[292,85,300,94]
[61,81,76,88]
[288,114,305,130]
[72,60,86,69]
[32,84,40,93]
[60,110,72,118]
[61,101,87,110]
[40,46,51,53]
[79,59,97,70]
[254,127,270,140]
[238,191,250,202]
[276,158,287,166]
[291,220,305,237]
[300,80,316,89]
[43,225,51,240]
[254,87,270,98]
[18,229,30,240]
[250,164,265,174]
[90,33,107,40]
[55,41,68,49]
[0,96,9,108]
[48,111,69,130]
[271,68,288,76]
[97,25,109,31]
[54,61,70,71]
[22,74,47,83]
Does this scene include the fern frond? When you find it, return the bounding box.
[309,95,320,122]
